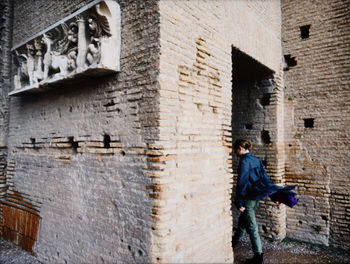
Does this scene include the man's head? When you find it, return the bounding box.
[233,139,251,156]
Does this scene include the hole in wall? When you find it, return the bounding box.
[245,123,253,130]
[30,138,37,149]
[300,25,310,39]
[311,225,322,232]
[103,134,111,148]
[261,130,271,144]
[68,136,79,151]
[304,118,314,128]
[262,225,267,233]
[299,220,303,225]
[260,93,271,106]
[284,55,297,69]
[103,100,115,107]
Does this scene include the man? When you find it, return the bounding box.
[232,139,298,264]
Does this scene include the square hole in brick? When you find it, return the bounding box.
[245,123,253,130]
[300,25,310,39]
[284,55,297,68]
[103,134,111,148]
[68,136,79,151]
[304,118,314,128]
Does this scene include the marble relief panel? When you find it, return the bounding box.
[10,0,120,96]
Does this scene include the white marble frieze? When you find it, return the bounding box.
[9,0,121,96]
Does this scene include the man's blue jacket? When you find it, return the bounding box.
[234,153,297,209]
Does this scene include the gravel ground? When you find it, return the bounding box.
[1,236,350,264]
[234,235,350,264]
[0,238,41,264]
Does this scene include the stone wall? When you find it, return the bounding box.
[282,0,350,249]
[0,0,13,232]
[154,0,284,262]
[2,0,161,262]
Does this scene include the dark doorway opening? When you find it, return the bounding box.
[231,47,285,243]
[231,47,274,146]
[231,47,276,245]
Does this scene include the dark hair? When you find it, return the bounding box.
[233,139,252,151]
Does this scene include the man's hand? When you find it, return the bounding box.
[239,207,245,212]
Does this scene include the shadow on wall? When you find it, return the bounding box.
[231,46,274,150]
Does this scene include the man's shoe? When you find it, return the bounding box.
[244,253,264,264]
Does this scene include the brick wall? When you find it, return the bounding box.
[5,0,347,261]
[155,0,284,262]
[0,0,13,233]
[282,0,350,249]
[3,0,161,262]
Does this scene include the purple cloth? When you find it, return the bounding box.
[269,191,299,208]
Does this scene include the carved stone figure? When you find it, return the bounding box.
[11,1,121,94]
[33,37,44,83]
[13,51,28,90]
[86,36,100,65]
[76,15,88,72]
[26,43,37,86]
[66,22,78,71]
[42,33,69,80]
[86,10,111,66]
[87,17,101,65]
